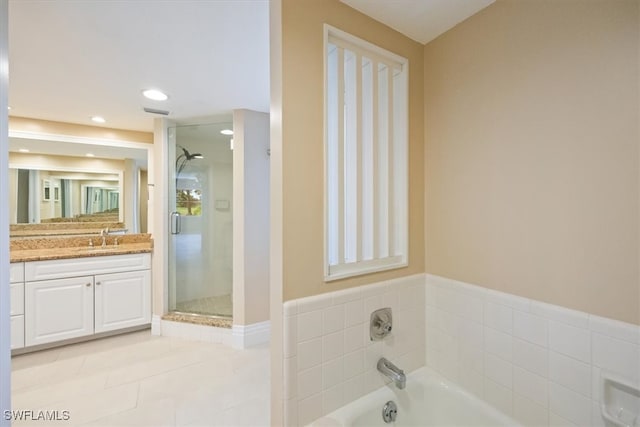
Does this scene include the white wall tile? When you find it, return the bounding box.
[284,397,298,427]
[322,331,344,362]
[484,301,513,334]
[425,282,437,306]
[486,289,530,313]
[298,366,322,400]
[343,324,365,354]
[323,305,345,335]
[513,366,548,407]
[298,294,332,314]
[343,374,364,403]
[549,352,591,398]
[343,349,364,379]
[364,295,383,321]
[590,400,606,427]
[297,310,322,342]
[484,378,514,416]
[284,315,297,358]
[485,353,513,389]
[513,394,549,427]
[284,356,297,399]
[344,299,363,328]
[513,338,548,378]
[591,367,602,402]
[458,363,484,398]
[322,383,345,414]
[298,393,322,426]
[381,290,399,314]
[331,287,361,305]
[549,382,591,427]
[484,327,513,361]
[548,321,590,363]
[322,357,343,390]
[298,338,322,371]
[592,333,640,381]
[513,311,548,347]
[549,411,577,427]
[458,319,483,349]
[458,343,484,374]
[589,316,640,345]
[283,300,297,317]
[530,301,589,329]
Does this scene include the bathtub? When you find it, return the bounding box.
[310,367,521,427]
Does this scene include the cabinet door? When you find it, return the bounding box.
[25,276,94,347]
[95,270,151,333]
[11,316,25,350]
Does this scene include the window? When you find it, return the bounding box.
[324,25,408,281]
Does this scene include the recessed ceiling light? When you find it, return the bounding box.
[142,89,168,101]
[86,153,95,157]
[91,116,106,123]
[220,129,234,135]
[7,106,11,110]
[18,148,29,153]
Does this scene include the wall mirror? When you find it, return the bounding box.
[8,132,151,237]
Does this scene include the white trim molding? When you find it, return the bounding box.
[232,321,271,349]
[159,319,233,347]
[151,315,162,336]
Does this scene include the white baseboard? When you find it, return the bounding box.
[151,315,162,336]
[160,318,232,345]
[232,320,271,349]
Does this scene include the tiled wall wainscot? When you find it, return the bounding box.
[425,274,640,427]
[284,274,425,426]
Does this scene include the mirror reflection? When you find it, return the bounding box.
[9,168,121,224]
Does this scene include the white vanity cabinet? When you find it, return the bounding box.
[10,262,25,349]
[94,270,151,333]
[22,253,151,348]
[25,276,95,346]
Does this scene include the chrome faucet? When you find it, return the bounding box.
[377,358,406,389]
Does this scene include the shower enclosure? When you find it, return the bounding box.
[168,121,233,318]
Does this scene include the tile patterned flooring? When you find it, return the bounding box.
[11,331,270,426]
[175,294,233,318]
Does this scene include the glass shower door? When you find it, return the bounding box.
[168,121,234,318]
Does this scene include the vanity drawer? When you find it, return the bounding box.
[25,253,151,281]
[11,315,25,350]
[10,283,24,316]
[10,263,24,283]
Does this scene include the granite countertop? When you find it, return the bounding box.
[10,234,153,263]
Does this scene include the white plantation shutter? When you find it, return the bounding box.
[325,26,408,281]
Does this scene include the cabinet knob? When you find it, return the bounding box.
[96,282,101,286]
[86,283,91,287]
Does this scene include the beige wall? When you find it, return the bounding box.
[233,109,271,325]
[281,0,425,301]
[424,0,639,324]
[9,116,153,143]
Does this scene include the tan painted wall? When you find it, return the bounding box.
[9,116,153,143]
[281,0,425,301]
[424,0,640,324]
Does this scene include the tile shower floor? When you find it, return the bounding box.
[11,330,270,427]
[175,294,233,317]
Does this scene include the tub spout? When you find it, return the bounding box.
[377,357,406,389]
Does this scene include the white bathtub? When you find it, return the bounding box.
[310,367,521,427]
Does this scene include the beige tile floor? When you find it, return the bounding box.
[10,331,270,427]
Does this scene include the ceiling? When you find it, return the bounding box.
[8,0,270,133]
[340,0,495,44]
[8,0,493,137]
